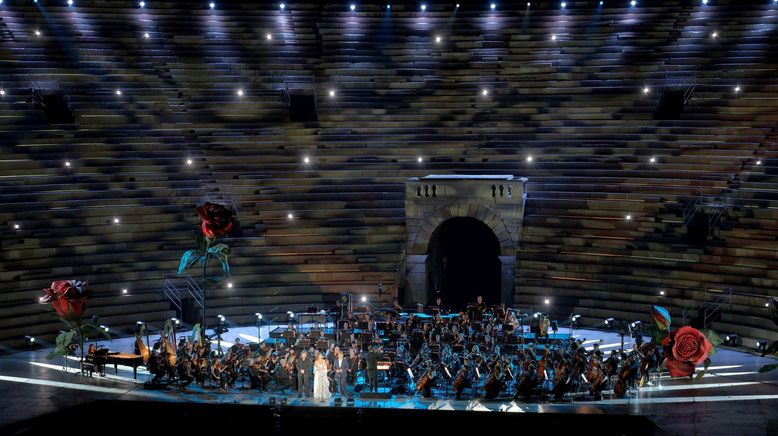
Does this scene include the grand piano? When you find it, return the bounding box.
[87,345,147,380]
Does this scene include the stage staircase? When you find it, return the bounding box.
[161,273,204,324]
[681,287,732,330]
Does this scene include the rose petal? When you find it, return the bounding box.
[664,357,695,378]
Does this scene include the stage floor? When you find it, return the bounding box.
[1,326,776,435]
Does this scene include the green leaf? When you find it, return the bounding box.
[46,329,78,360]
[178,249,203,275]
[694,357,711,381]
[207,244,231,276]
[701,329,722,357]
[758,363,778,373]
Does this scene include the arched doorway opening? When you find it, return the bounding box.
[426,217,501,310]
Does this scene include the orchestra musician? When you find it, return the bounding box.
[130,297,674,406]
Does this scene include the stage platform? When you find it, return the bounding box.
[0,326,776,435]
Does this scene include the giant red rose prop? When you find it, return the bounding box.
[662,326,713,377]
[196,202,236,239]
[40,280,91,321]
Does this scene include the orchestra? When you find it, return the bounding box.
[139,296,661,403]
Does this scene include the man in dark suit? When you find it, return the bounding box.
[365,345,379,392]
[296,350,311,397]
[333,349,350,397]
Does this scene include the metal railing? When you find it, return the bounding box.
[703,288,732,330]
[161,273,204,314]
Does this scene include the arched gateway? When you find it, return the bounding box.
[404,175,528,309]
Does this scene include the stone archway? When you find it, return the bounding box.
[404,175,527,308]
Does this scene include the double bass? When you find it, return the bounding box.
[613,352,638,397]
[585,356,606,400]
[483,364,504,400]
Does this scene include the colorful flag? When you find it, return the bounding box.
[651,305,671,331]
[190,323,202,346]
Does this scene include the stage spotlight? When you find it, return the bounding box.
[599,0,603,4]
[711,31,718,38]
[756,340,768,354]
[533,312,541,319]
[218,314,225,323]
[329,89,336,97]
[724,334,739,346]
[435,35,442,44]
[625,214,632,221]
[643,86,650,95]
[560,2,566,8]
[361,295,367,302]
[255,312,263,320]
[350,4,355,11]
[227,282,234,289]
[734,85,741,93]
[65,160,72,168]
[528,2,531,6]
[456,3,460,7]
[186,158,193,165]
[756,160,762,166]
[551,34,557,41]
[122,288,128,295]
[287,213,294,220]
[171,317,181,326]
[544,298,550,305]
[25,335,36,346]
[35,30,41,37]
[266,33,272,40]
[490,3,496,10]
[144,32,150,39]
[0,89,5,96]
[417,156,423,163]
[115,89,122,96]
[139,1,145,8]
[526,155,533,162]
[659,290,665,296]
[237,89,244,97]
[113,217,120,224]
[702,0,708,4]
[630,320,641,329]
[420,4,426,11]
[649,156,656,163]
[482,89,489,96]
[67,0,73,7]
[280,3,285,9]
[630,0,636,6]
[303,156,310,164]
[209,2,215,9]
[604,317,614,326]
[386,4,390,9]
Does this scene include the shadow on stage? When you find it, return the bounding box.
[4,399,663,436]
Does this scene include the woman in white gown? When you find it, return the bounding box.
[313,352,332,402]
